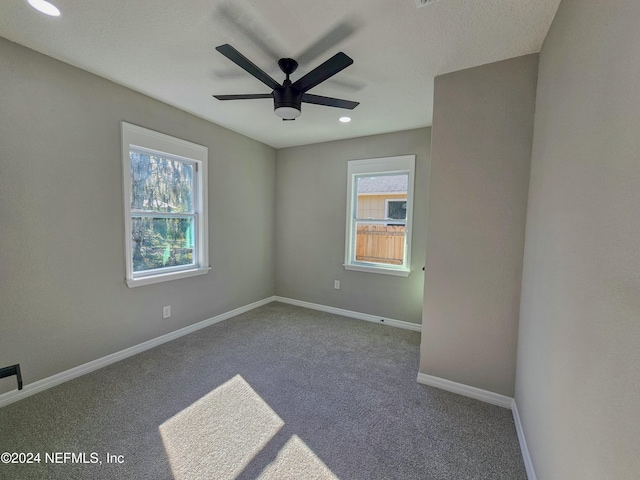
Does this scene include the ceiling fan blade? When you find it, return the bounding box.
[296,18,361,66]
[292,52,354,93]
[213,94,273,100]
[216,4,284,61]
[216,44,281,90]
[302,93,359,110]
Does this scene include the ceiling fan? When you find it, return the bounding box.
[213,44,359,121]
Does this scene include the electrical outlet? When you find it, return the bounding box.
[162,306,171,319]
[334,280,340,290]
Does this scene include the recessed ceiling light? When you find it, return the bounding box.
[339,116,351,123]
[27,0,61,16]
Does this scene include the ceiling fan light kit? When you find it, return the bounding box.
[274,106,301,120]
[213,44,359,121]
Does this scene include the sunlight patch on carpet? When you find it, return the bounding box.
[257,434,338,480]
[159,374,284,479]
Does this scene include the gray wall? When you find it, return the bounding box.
[516,0,640,478]
[420,55,538,397]
[0,38,276,394]
[275,129,430,325]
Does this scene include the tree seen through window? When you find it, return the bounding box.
[130,152,195,272]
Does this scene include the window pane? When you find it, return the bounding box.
[356,173,408,220]
[130,152,194,213]
[131,217,195,272]
[387,200,407,220]
[355,222,405,266]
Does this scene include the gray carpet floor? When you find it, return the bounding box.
[0,302,526,479]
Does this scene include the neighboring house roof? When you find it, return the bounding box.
[357,174,408,194]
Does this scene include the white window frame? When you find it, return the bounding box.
[344,155,415,277]
[121,122,210,287]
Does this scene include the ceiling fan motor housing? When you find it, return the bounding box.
[274,85,302,112]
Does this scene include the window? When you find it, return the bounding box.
[121,122,209,287]
[344,155,415,276]
[385,199,407,219]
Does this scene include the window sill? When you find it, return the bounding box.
[126,266,211,288]
[343,264,410,277]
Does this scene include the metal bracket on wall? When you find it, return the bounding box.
[0,364,23,390]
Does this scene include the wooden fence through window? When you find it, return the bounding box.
[356,225,405,265]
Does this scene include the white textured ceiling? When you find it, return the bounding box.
[0,0,560,148]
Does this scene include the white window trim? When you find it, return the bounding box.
[344,155,415,277]
[121,122,210,288]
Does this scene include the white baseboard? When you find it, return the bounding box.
[1,295,418,408]
[1,295,536,480]
[0,296,276,409]
[416,373,537,479]
[416,372,513,409]
[512,399,537,480]
[273,296,422,332]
